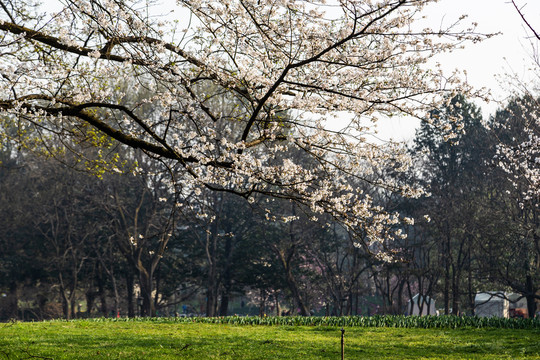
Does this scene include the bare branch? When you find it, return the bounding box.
[511,0,540,41]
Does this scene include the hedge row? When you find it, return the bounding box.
[77,315,540,329]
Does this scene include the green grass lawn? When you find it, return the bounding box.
[0,319,539,359]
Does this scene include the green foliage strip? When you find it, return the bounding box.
[55,315,540,329]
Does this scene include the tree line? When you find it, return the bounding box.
[0,0,537,321]
[0,94,537,320]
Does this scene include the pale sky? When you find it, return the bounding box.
[383,0,540,142]
[427,0,539,101]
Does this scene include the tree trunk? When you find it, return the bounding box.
[219,292,229,317]
[397,280,404,315]
[467,251,475,315]
[111,274,120,318]
[219,236,233,316]
[205,256,219,317]
[70,297,77,319]
[204,221,220,318]
[206,286,218,317]
[406,279,414,316]
[525,275,537,318]
[6,282,19,320]
[97,253,121,318]
[289,275,309,316]
[98,271,108,316]
[126,272,135,318]
[86,290,96,317]
[274,204,310,316]
[443,236,451,315]
[385,271,392,314]
[259,288,266,317]
[139,268,155,317]
[280,253,310,316]
[60,284,69,320]
[451,265,460,315]
[154,264,161,316]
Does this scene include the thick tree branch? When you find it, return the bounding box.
[0,97,234,169]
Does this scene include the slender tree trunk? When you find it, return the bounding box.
[98,271,108,316]
[70,297,77,319]
[219,236,234,316]
[397,280,404,315]
[275,204,310,316]
[60,283,69,320]
[406,279,414,315]
[139,268,155,317]
[443,235,451,315]
[351,291,356,315]
[417,279,425,316]
[276,249,310,316]
[259,288,266,317]
[467,250,475,315]
[154,264,161,315]
[219,287,230,316]
[126,272,135,318]
[206,286,218,317]
[275,292,281,316]
[206,252,219,318]
[6,282,19,320]
[525,275,537,318]
[385,271,392,314]
[287,269,310,315]
[85,290,96,318]
[111,274,120,318]
[205,274,219,317]
[205,224,220,318]
[451,265,461,315]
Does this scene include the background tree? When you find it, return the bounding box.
[488,97,540,317]
[412,94,492,315]
[489,1,540,317]
[0,147,47,320]
[96,155,179,317]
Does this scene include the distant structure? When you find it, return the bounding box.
[406,294,437,316]
[475,292,531,318]
[475,292,509,318]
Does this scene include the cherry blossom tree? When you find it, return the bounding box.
[0,0,486,255]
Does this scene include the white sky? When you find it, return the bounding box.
[426,0,539,105]
[381,0,540,142]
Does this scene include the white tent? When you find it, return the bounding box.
[406,294,437,316]
[475,292,509,318]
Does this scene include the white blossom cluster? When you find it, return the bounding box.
[0,0,487,258]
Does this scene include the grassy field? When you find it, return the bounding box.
[0,318,539,359]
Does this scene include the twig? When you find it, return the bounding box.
[511,0,540,41]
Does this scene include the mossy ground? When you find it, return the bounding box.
[0,319,539,359]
